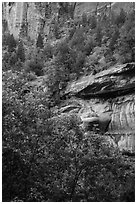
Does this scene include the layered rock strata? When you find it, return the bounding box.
[63,63,135,152]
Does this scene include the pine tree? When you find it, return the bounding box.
[95,25,102,47]
[89,15,97,29]
[118,10,135,63]
[115,8,126,26]
[6,34,17,52]
[16,40,25,62]
[81,12,88,27]
[109,27,119,51]
[36,33,44,49]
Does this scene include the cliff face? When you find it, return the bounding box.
[2,2,52,41]
[2,2,40,40]
[62,63,135,152]
[74,2,134,17]
[3,2,134,41]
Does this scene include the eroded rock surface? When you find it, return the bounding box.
[63,63,135,152]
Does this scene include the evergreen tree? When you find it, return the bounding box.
[81,12,88,27]
[36,33,44,49]
[6,34,17,52]
[118,10,135,63]
[95,25,102,47]
[89,15,97,29]
[16,40,25,62]
[115,8,126,27]
[53,21,60,39]
[109,26,119,51]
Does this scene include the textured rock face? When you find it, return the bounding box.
[3,3,27,38]
[2,2,44,40]
[65,63,135,97]
[64,63,135,152]
[3,2,134,41]
[109,95,135,133]
[74,2,135,18]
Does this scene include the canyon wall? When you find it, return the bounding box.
[63,63,135,152]
[3,2,134,40]
[2,2,43,40]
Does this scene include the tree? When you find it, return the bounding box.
[4,33,17,52]
[109,26,119,51]
[88,15,97,29]
[95,25,103,47]
[52,20,60,39]
[24,48,44,76]
[16,40,25,62]
[81,13,88,27]
[70,27,85,51]
[115,8,126,27]
[36,33,44,49]
[117,10,135,63]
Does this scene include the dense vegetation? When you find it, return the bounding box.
[2,2,135,202]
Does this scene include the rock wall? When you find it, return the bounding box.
[63,63,135,152]
[3,2,26,38]
[2,2,43,40]
[3,2,134,41]
[109,95,135,133]
[74,2,135,18]
[27,3,40,40]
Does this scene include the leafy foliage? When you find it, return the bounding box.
[2,71,135,201]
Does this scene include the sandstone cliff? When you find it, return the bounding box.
[2,2,134,41]
[2,2,42,40]
[62,63,135,152]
